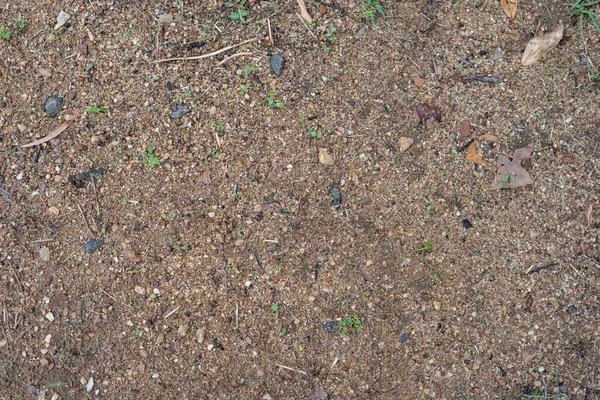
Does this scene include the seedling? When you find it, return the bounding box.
[226,0,248,23]
[268,91,285,109]
[134,327,144,337]
[308,128,322,139]
[278,329,287,336]
[585,55,600,81]
[240,84,249,94]
[173,244,190,251]
[426,202,434,212]
[124,27,132,37]
[143,147,160,168]
[48,381,68,389]
[222,263,232,272]
[271,304,279,312]
[430,274,440,283]
[85,63,94,71]
[326,27,337,43]
[360,0,386,24]
[569,0,600,41]
[0,27,10,40]
[339,315,362,337]
[498,173,515,188]
[85,106,106,114]
[13,17,26,33]
[211,121,225,131]
[243,65,255,78]
[418,240,432,259]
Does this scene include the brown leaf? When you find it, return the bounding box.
[296,0,313,23]
[398,137,414,153]
[501,0,518,21]
[21,121,70,148]
[492,143,534,189]
[201,169,211,185]
[319,148,334,165]
[123,249,141,263]
[465,139,485,164]
[521,24,564,66]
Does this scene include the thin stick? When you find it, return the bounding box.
[296,14,316,37]
[267,18,274,46]
[77,204,94,236]
[215,52,253,67]
[214,131,221,147]
[429,46,439,80]
[235,302,239,327]
[30,239,54,243]
[275,363,307,375]
[153,38,257,63]
[11,267,24,292]
[164,306,181,319]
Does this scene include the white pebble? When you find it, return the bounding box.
[152,373,159,379]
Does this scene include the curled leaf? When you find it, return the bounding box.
[492,143,534,189]
[465,139,485,164]
[296,0,313,23]
[521,25,564,66]
[21,121,70,148]
[501,0,518,21]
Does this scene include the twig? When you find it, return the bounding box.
[524,263,558,275]
[77,204,94,236]
[312,0,346,13]
[11,267,24,293]
[30,239,54,243]
[235,302,239,327]
[91,178,101,218]
[215,52,253,67]
[214,130,221,147]
[164,306,181,319]
[253,249,265,273]
[153,38,258,63]
[267,18,274,46]
[275,363,307,375]
[429,46,439,80]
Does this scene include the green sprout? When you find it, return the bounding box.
[268,91,285,109]
[85,106,106,114]
[498,173,515,188]
[339,315,362,337]
[143,147,160,168]
[308,128,322,139]
[360,0,386,24]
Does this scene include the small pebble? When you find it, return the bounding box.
[184,198,193,205]
[169,104,191,119]
[45,312,55,322]
[39,247,51,262]
[43,96,63,118]
[85,239,102,253]
[462,219,472,229]
[0,174,4,183]
[270,55,285,76]
[538,367,545,373]
[323,321,336,334]
[86,377,94,393]
[27,385,38,395]
[400,333,409,343]
[567,305,577,313]
[152,373,159,379]
[329,187,341,208]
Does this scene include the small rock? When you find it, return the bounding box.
[329,187,341,208]
[270,55,285,76]
[54,11,70,31]
[459,120,471,137]
[177,324,188,337]
[567,304,577,313]
[433,301,441,311]
[169,104,191,119]
[43,96,63,118]
[152,373,159,379]
[47,206,59,216]
[559,386,567,393]
[323,321,336,334]
[400,332,409,343]
[462,219,472,229]
[86,377,94,393]
[85,239,101,253]
[45,312,55,322]
[196,328,205,343]
[134,285,146,295]
[209,106,217,115]
[184,198,193,206]
[414,76,425,87]
[319,148,334,165]
[27,385,38,395]
[39,247,51,262]
[156,334,164,345]
[366,260,374,267]
[0,339,6,347]
[398,137,414,153]
[492,48,504,61]
[123,249,141,262]
[158,13,173,24]
[0,174,4,183]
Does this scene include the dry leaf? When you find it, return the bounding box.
[398,137,414,153]
[201,169,211,185]
[521,24,564,66]
[465,140,485,164]
[492,143,534,189]
[319,148,334,165]
[501,0,518,21]
[123,249,141,263]
[21,121,70,148]
[296,0,313,23]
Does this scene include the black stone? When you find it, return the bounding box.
[169,104,191,119]
[567,305,577,313]
[85,239,102,253]
[43,96,63,118]
[166,81,175,90]
[270,54,285,76]
[184,198,193,206]
[462,219,472,229]
[0,174,4,183]
[400,332,409,343]
[68,168,106,189]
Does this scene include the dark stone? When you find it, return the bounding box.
[166,245,173,252]
[349,100,355,107]
[270,54,285,76]
[479,50,487,56]
[27,385,38,395]
[264,197,279,205]
[567,305,577,313]
[43,96,63,118]
[0,174,4,183]
[184,198,193,206]
[187,41,206,49]
[400,332,409,343]
[329,187,341,208]
[68,168,106,189]
[166,81,175,90]
[462,219,472,229]
[85,239,102,253]
[559,386,567,393]
[323,321,336,334]
[169,104,191,119]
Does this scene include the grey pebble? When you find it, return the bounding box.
[559,386,567,393]
[43,96,63,118]
[323,321,336,334]
[169,104,191,119]
[400,332,409,343]
[270,55,285,76]
[0,174,4,183]
[329,187,341,208]
[27,385,38,395]
[184,198,193,206]
[85,239,102,253]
